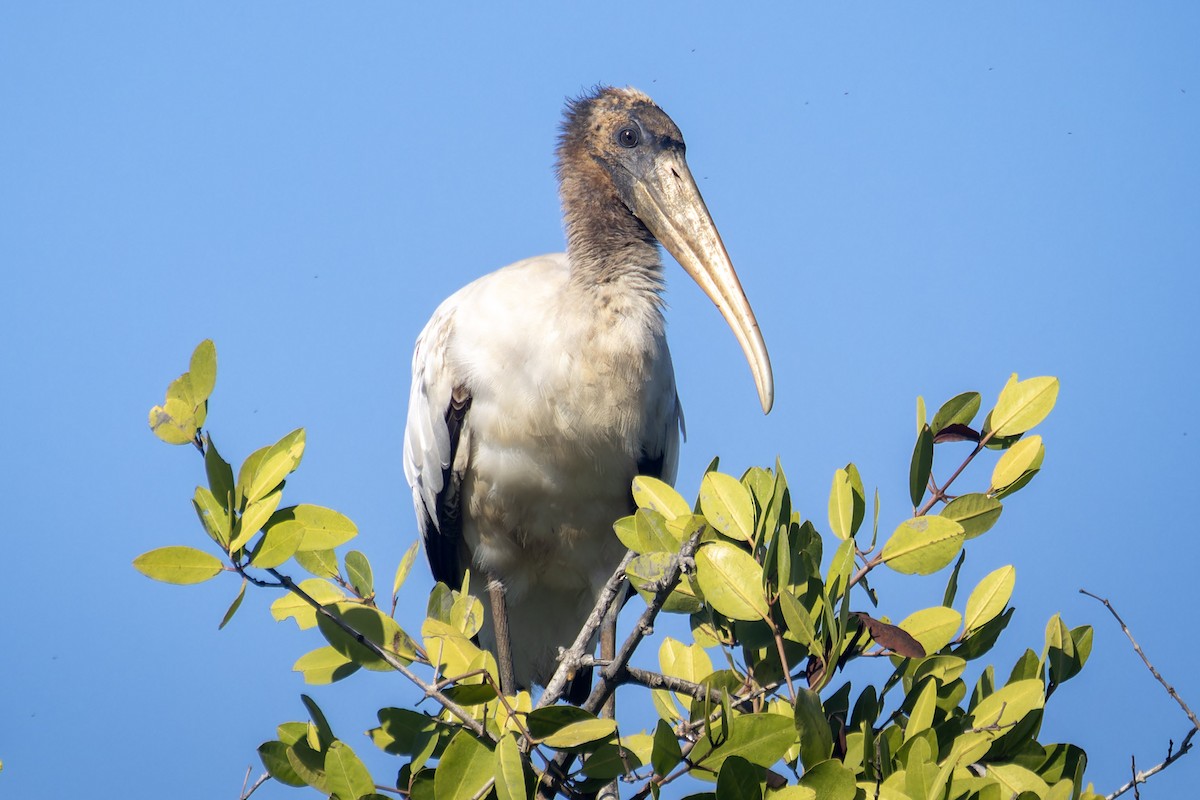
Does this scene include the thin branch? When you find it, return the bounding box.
[537,533,703,799]
[263,567,490,740]
[240,768,270,800]
[537,550,636,709]
[1080,589,1200,731]
[1106,729,1196,800]
[615,663,723,704]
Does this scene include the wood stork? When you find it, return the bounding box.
[403,86,772,699]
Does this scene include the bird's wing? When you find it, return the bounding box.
[403,301,471,587]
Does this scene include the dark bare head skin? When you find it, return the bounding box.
[555,86,774,412]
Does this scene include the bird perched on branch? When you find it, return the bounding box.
[403,86,772,700]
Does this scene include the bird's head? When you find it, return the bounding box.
[558,86,774,414]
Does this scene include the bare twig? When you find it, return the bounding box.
[262,566,490,740]
[1081,589,1200,798]
[537,533,703,799]
[1080,589,1200,732]
[537,550,636,709]
[1106,729,1196,799]
[239,767,270,799]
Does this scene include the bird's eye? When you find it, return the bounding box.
[616,127,640,148]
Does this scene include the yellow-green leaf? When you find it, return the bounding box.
[423,618,485,679]
[271,579,346,629]
[251,514,305,568]
[940,494,1002,540]
[991,435,1044,491]
[188,339,217,404]
[632,475,691,520]
[881,517,965,575]
[542,718,618,749]
[990,375,1059,437]
[964,566,1016,634]
[694,542,771,621]
[293,646,360,685]
[193,486,231,547]
[899,606,963,654]
[319,602,415,670]
[689,712,797,773]
[393,541,420,597]
[970,678,1045,730]
[266,504,357,552]
[240,428,306,504]
[828,468,854,541]
[323,741,374,800]
[435,731,495,800]
[700,471,756,542]
[148,396,197,445]
[218,579,247,629]
[234,488,283,551]
[494,733,527,800]
[133,546,223,585]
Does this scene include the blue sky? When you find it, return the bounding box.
[2,3,1197,797]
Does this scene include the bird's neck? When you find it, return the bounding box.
[561,174,665,304]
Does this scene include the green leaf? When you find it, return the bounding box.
[319,602,416,669]
[881,517,965,575]
[133,546,223,585]
[422,618,486,679]
[218,579,247,629]
[991,435,1044,492]
[148,395,198,445]
[689,712,796,773]
[989,375,1059,437]
[345,550,374,598]
[700,471,756,542]
[941,494,1003,540]
[898,606,963,654]
[716,756,762,800]
[633,475,692,520]
[970,678,1045,730]
[324,740,374,800]
[193,486,231,548]
[660,637,715,712]
[236,488,283,552]
[442,684,498,706]
[271,579,346,629]
[204,434,235,509]
[827,468,854,541]
[494,733,526,800]
[239,428,306,504]
[916,395,927,433]
[989,763,1050,797]
[777,589,818,654]
[287,738,327,791]
[258,741,307,788]
[526,706,600,740]
[694,542,771,621]
[652,718,683,777]
[542,718,618,749]
[942,550,965,607]
[909,424,934,507]
[251,508,305,568]
[188,339,217,403]
[295,548,340,579]
[616,510,680,555]
[294,646,360,685]
[796,759,856,800]
[964,566,1016,634]
[266,504,358,552]
[905,679,938,742]
[932,391,981,433]
[393,541,420,597]
[793,688,832,769]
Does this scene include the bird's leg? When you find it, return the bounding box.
[599,601,619,719]
[489,578,516,696]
